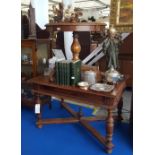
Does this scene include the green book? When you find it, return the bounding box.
[64,61,70,86]
[59,60,71,86]
[55,61,59,84]
[67,62,71,86]
[76,60,81,84]
[56,60,81,86]
[61,61,65,85]
[70,60,81,86]
[64,62,67,85]
[58,62,62,85]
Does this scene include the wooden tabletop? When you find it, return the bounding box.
[28,75,126,99]
[45,22,106,32]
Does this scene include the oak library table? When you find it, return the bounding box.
[28,75,127,153]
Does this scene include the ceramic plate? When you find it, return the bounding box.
[90,83,114,92]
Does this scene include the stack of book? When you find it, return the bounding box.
[55,60,81,86]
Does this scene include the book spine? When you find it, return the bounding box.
[64,62,67,86]
[62,62,66,85]
[71,62,76,86]
[59,62,62,85]
[76,60,81,84]
[66,62,70,86]
[55,62,59,84]
[70,62,76,86]
[61,62,63,85]
[70,60,81,86]
[62,62,65,85]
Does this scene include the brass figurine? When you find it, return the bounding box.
[102,26,122,69]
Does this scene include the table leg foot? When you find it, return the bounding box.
[35,94,43,128]
[37,123,43,128]
[106,149,112,154]
[49,96,54,109]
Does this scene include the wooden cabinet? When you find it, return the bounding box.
[119,33,133,87]
[21,39,51,108]
[21,39,37,76]
[119,55,133,87]
[98,33,133,87]
[21,39,37,107]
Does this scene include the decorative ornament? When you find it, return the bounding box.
[102,26,122,69]
[52,3,63,22]
[71,34,81,61]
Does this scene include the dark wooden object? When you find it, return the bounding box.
[21,13,29,39]
[46,22,106,59]
[28,75,127,153]
[36,39,52,59]
[76,31,91,60]
[21,39,37,77]
[98,33,133,87]
[21,39,37,107]
[21,4,52,109]
[36,25,50,39]
[21,4,50,40]
[46,22,106,32]
[55,31,91,60]
[21,39,51,108]
[119,33,133,87]
[28,4,36,39]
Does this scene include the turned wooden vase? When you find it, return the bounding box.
[71,34,81,61]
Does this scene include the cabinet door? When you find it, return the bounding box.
[119,59,133,87]
[21,40,37,78]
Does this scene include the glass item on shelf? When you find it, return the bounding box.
[44,68,50,76]
[21,54,28,62]
[42,58,47,64]
[21,53,32,64]
[42,57,50,76]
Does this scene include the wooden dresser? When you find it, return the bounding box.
[119,33,133,87]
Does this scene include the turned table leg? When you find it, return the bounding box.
[35,94,43,128]
[60,98,64,108]
[48,96,52,109]
[78,107,83,118]
[105,108,114,154]
[117,97,123,121]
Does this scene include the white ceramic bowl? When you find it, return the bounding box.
[78,81,89,90]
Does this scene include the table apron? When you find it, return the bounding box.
[32,85,120,109]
